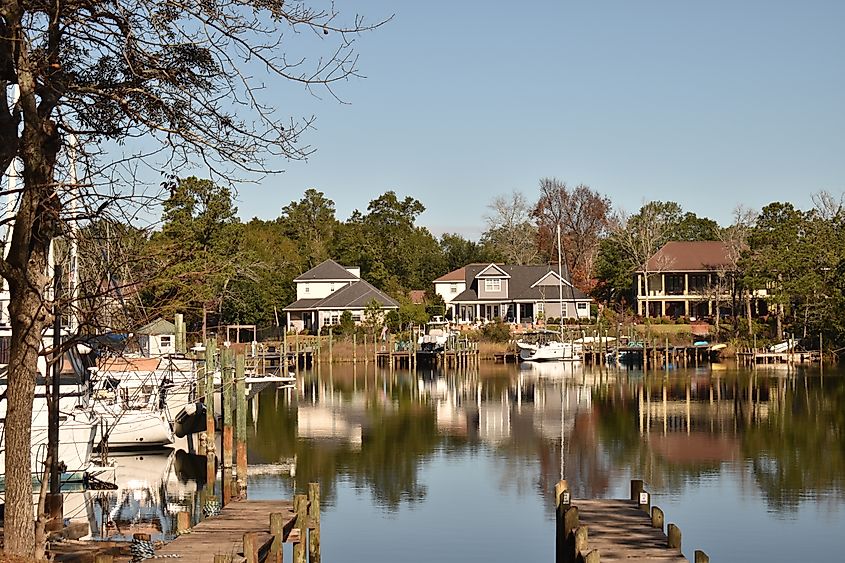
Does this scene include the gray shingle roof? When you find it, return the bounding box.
[293,259,359,282]
[283,280,399,311]
[449,264,589,303]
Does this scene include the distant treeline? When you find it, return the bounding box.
[74,177,845,350]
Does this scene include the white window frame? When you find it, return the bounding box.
[484,279,501,292]
[576,302,587,310]
[450,283,457,294]
[304,283,310,294]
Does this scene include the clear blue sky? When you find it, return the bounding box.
[233,0,845,239]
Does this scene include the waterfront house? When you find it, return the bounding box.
[635,241,744,319]
[433,263,591,324]
[283,259,400,333]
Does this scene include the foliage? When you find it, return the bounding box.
[278,189,338,269]
[481,190,538,265]
[480,319,512,342]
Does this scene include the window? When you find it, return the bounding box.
[304,283,310,294]
[577,302,587,310]
[484,279,501,292]
[330,283,335,291]
[160,335,173,347]
[450,283,457,294]
[536,303,545,313]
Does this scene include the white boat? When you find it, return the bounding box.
[418,316,454,353]
[517,335,581,362]
[89,365,175,449]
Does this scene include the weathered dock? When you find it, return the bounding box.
[555,479,709,563]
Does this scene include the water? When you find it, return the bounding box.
[246,363,845,563]
[82,362,845,562]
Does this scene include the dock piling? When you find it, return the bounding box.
[270,512,285,563]
[293,494,308,563]
[650,506,664,531]
[222,346,234,504]
[694,550,710,563]
[243,531,260,563]
[667,523,682,552]
[308,482,321,563]
[235,353,248,497]
[176,511,191,535]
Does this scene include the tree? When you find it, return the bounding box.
[0,1,382,554]
[532,178,611,288]
[439,233,494,272]
[481,190,538,265]
[278,189,339,269]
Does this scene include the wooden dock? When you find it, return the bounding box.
[555,480,709,563]
[156,500,300,562]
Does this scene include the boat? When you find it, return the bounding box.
[417,316,455,353]
[89,365,175,449]
[516,330,581,362]
[0,337,100,485]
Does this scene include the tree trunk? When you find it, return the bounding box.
[776,303,784,341]
[3,108,60,555]
[745,290,753,338]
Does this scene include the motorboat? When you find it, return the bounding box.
[516,330,581,362]
[417,316,454,353]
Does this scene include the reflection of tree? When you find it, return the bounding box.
[742,377,845,512]
[589,374,845,515]
[248,381,440,512]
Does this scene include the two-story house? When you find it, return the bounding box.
[433,263,591,324]
[283,259,400,333]
[635,241,742,319]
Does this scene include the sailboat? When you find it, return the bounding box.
[516,225,581,363]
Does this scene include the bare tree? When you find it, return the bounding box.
[720,205,757,336]
[532,178,610,289]
[0,1,385,555]
[482,190,539,265]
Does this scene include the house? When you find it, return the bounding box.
[283,259,400,333]
[433,263,592,324]
[635,241,740,318]
[136,317,177,356]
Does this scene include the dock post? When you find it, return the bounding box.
[574,526,589,560]
[667,523,682,552]
[94,555,114,563]
[235,353,248,497]
[651,506,665,531]
[295,332,300,375]
[270,512,284,563]
[294,494,308,563]
[308,482,321,563]
[213,556,233,563]
[694,550,709,563]
[328,327,333,364]
[630,479,644,502]
[222,347,234,505]
[176,511,191,535]
[243,531,260,563]
[205,340,216,491]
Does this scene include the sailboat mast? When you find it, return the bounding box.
[557,224,564,339]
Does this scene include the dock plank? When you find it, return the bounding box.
[574,499,688,563]
[156,500,296,562]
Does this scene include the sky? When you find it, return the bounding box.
[232,0,845,239]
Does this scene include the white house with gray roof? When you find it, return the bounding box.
[283,259,400,333]
[433,263,592,324]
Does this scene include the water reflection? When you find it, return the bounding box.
[244,363,844,561]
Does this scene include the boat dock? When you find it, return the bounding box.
[737,348,821,366]
[555,479,709,563]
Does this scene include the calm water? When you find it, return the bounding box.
[243,362,845,563]
[82,362,845,562]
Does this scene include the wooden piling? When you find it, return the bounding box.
[694,550,709,563]
[574,526,589,559]
[176,511,191,535]
[222,346,234,504]
[651,506,664,531]
[94,555,113,563]
[630,479,644,502]
[583,550,601,563]
[294,494,308,563]
[213,556,233,563]
[243,531,260,563]
[308,482,321,563]
[667,523,682,551]
[235,353,248,496]
[270,512,285,563]
[205,340,217,491]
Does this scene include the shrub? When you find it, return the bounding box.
[480,319,511,343]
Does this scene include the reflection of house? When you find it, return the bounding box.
[635,241,762,319]
[297,406,363,446]
[136,318,176,356]
[433,263,591,323]
[283,259,399,334]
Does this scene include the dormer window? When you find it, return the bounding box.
[450,284,457,293]
[485,279,501,292]
[304,284,310,294]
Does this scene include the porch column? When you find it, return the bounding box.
[661,300,666,317]
[661,273,666,295]
[286,312,291,331]
[684,274,689,295]
[476,303,480,321]
[684,300,689,316]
